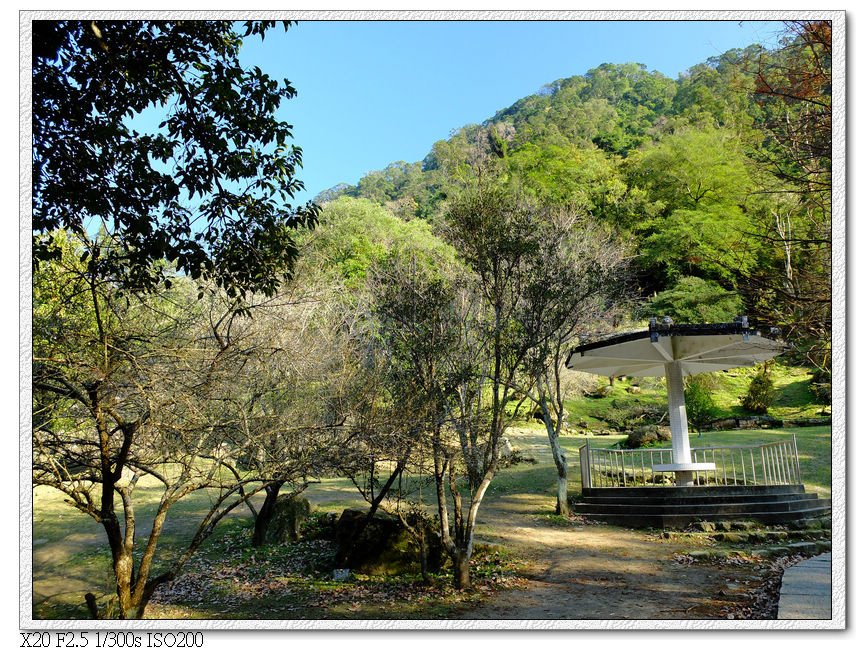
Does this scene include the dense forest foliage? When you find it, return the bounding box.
[32,20,833,618]
[320,22,831,374]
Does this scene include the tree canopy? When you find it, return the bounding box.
[32,20,319,297]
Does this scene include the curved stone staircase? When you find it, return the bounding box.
[570,485,831,529]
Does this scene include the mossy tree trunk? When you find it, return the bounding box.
[252,481,285,547]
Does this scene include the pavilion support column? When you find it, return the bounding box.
[664,360,694,487]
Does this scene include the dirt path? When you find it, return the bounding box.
[456,491,768,620]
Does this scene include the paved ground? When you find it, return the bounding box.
[776,552,832,619]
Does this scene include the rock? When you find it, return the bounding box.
[332,568,351,582]
[626,385,641,394]
[623,425,671,449]
[266,494,311,544]
[747,531,769,543]
[767,546,791,556]
[587,385,614,399]
[787,541,819,554]
[687,550,713,560]
[334,508,444,576]
[787,417,832,427]
[688,549,726,560]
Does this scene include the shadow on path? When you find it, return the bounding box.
[457,492,768,621]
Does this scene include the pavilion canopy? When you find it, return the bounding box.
[566,320,787,378]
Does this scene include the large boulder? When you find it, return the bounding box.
[623,424,672,449]
[334,508,444,576]
[265,494,311,544]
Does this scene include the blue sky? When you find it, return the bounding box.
[237,19,784,204]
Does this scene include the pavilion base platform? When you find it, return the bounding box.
[570,485,831,529]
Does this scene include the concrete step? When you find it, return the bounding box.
[573,505,831,529]
[582,485,806,499]
[570,483,830,528]
[574,498,831,516]
[579,492,819,507]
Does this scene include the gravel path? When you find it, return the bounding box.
[456,491,773,621]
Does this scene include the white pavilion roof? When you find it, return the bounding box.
[566,322,787,377]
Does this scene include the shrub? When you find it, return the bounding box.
[594,400,666,432]
[684,375,718,431]
[809,368,831,405]
[741,365,775,414]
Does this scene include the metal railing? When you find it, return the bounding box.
[578,435,801,489]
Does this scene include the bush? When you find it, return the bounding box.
[684,375,718,431]
[809,368,831,405]
[594,400,666,432]
[741,365,775,414]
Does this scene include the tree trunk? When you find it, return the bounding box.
[418,529,431,585]
[453,549,472,590]
[251,481,284,547]
[537,388,570,517]
[555,465,569,517]
[84,593,100,619]
[111,548,136,619]
[547,433,569,517]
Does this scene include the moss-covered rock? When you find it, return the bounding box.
[265,494,311,544]
[334,508,444,576]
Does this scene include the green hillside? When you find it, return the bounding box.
[318,36,831,377]
[556,363,829,435]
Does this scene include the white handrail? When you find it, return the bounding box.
[578,437,802,489]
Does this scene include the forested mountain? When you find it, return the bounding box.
[317,22,831,374]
